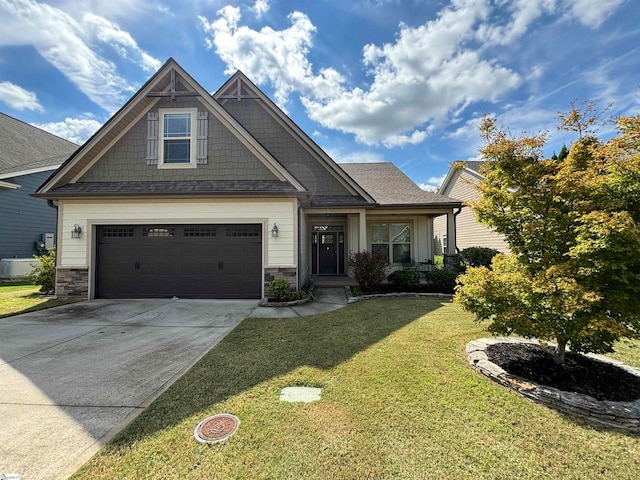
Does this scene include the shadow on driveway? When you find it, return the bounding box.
[0,298,256,479]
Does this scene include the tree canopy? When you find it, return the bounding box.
[455,109,640,363]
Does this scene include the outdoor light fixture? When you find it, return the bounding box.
[271,223,279,237]
[71,224,82,238]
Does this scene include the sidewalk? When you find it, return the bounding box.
[247,287,348,318]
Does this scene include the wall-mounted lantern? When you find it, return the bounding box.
[71,224,82,239]
[271,223,279,237]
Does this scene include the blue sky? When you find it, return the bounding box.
[0,0,638,190]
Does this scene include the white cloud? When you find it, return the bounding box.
[202,1,521,146]
[201,0,626,148]
[83,13,162,72]
[252,0,270,16]
[563,0,625,28]
[476,0,556,46]
[325,148,385,164]
[0,81,44,111]
[418,175,447,191]
[200,7,345,105]
[32,115,102,144]
[0,0,160,113]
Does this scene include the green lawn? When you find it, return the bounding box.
[0,282,77,317]
[73,298,640,480]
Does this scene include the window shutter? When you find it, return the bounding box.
[146,112,158,165]
[196,111,208,165]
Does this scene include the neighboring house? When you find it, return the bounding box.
[433,161,508,254]
[0,113,78,261]
[34,58,461,300]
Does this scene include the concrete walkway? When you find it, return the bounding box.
[247,287,348,318]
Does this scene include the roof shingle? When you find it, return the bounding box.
[340,162,461,206]
[39,180,300,197]
[0,113,77,177]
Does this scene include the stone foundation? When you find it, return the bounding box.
[466,337,640,432]
[56,267,89,299]
[443,254,460,271]
[264,267,297,290]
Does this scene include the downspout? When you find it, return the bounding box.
[453,206,462,254]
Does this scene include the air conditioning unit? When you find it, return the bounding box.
[0,258,36,279]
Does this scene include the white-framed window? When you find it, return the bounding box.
[370,222,412,263]
[158,108,197,169]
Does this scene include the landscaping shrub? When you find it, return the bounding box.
[267,278,293,301]
[460,246,500,269]
[348,250,390,292]
[28,250,55,294]
[387,269,420,291]
[424,268,459,293]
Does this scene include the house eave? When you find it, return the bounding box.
[0,165,61,181]
[31,191,310,201]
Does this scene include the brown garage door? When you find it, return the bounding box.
[96,224,262,299]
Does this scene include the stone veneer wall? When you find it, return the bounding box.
[56,267,89,299]
[467,337,640,432]
[264,267,297,290]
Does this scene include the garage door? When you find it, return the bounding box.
[96,224,262,299]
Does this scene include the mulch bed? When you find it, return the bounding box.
[485,343,640,402]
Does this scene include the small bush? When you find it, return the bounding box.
[28,250,56,293]
[387,269,421,291]
[424,268,459,293]
[460,247,500,269]
[348,250,390,292]
[267,278,293,301]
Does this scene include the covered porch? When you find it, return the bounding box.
[299,207,460,285]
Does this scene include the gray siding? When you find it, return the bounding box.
[80,97,279,183]
[0,171,57,259]
[221,99,352,196]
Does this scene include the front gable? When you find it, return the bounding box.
[37,59,306,197]
[79,95,281,184]
[214,72,375,203]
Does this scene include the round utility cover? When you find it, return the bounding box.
[194,413,240,444]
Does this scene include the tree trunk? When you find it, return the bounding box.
[554,340,567,365]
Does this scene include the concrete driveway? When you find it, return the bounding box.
[0,298,256,480]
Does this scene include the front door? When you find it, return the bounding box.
[312,229,345,275]
[319,232,338,274]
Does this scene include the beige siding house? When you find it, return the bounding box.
[35,58,461,300]
[433,161,509,254]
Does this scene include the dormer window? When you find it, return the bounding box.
[158,108,197,168]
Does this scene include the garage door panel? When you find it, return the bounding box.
[97,224,262,299]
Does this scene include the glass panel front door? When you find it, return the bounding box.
[319,232,338,274]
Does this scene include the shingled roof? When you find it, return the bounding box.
[0,112,77,178]
[340,162,461,207]
[42,180,301,198]
[463,160,485,174]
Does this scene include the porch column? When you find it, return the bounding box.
[444,210,460,271]
[446,211,456,255]
[358,209,367,251]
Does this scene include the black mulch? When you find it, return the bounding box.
[485,343,640,402]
